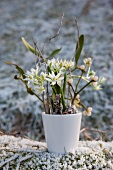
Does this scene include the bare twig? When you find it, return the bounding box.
[0,147,47,154]
[42,92,46,113]
[74,17,80,49]
[32,38,44,67]
[3,162,9,170]
[68,84,72,101]
[72,17,80,61]
[33,40,37,69]
[80,127,106,134]
[79,101,87,110]
[16,154,32,169]
[0,131,5,135]
[46,81,50,114]
[68,83,75,94]
[72,75,91,105]
[81,127,106,141]
[32,38,43,58]
[103,148,113,159]
[16,76,43,102]
[0,154,20,167]
[80,128,107,140]
[42,14,64,53]
[75,71,84,93]
[75,80,93,96]
[83,132,94,140]
[16,163,20,170]
[9,131,31,140]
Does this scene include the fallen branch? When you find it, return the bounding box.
[0,154,20,167]
[80,127,106,141]
[16,155,32,170]
[0,147,47,154]
[80,127,106,134]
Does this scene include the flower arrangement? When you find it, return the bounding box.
[5,17,105,116]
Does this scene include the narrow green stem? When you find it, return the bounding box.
[46,81,50,114]
[69,83,75,93]
[72,80,93,105]
[75,71,84,92]
[42,92,46,113]
[68,66,79,74]
[33,92,43,102]
[87,66,90,77]
[18,77,43,102]
[79,101,87,110]
[76,80,93,95]
[61,90,66,112]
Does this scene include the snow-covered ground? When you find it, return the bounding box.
[0,135,113,169]
[0,0,113,140]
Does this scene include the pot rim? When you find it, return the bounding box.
[42,112,82,117]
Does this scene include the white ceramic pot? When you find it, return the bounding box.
[42,112,82,154]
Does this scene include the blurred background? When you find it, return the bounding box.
[0,0,113,141]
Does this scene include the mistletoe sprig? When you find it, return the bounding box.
[5,16,105,115]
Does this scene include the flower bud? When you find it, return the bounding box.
[89,70,96,76]
[87,111,92,116]
[79,65,85,71]
[68,78,73,85]
[87,57,92,62]
[29,75,33,79]
[76,94,80,99]
[90,76,98,82]
[83,107,92,116]
[83,110,87,115]
[99,77,106,84]
[94,76,98,81]
[76,94,80,100]
[87,107,92,112]
[93,82,97,87]
[84,57,92,67]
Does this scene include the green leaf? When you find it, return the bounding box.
[60,88,66,112]
[63,74,67,95]
[47,66,51,73]
[54,84,61,94]
[75,35,84,65]
[51,92,55,111]
[47,48,62,59]
[21,37,38,55]
[5,62,26,79]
